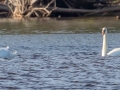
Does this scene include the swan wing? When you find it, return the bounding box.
[0,49,10,58]
[0,46,17,59]
[107,48,120,56]
[0,46,9,50]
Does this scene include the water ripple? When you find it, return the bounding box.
[0,34,120,89]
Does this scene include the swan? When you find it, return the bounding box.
[0,46,17,59]
[102,27,120,57]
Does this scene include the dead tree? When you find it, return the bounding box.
[4,0,56,17]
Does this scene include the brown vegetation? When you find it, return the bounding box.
[4,0,56,17]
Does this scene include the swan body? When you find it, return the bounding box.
[107,48,120,56]
[0,46,17,59]
[102,27,120,57]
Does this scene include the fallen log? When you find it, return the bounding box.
[53,6,120,14]
[0,4,9,12]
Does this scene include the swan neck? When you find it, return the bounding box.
[102,34,107,57]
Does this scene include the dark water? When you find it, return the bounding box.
[0,17,120,90]
[0,17,120,34]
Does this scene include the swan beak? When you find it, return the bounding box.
[102,27,107,35]
[102,30,105,35]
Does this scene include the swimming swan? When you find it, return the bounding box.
[0,46,17,59]
[102,27,120,57]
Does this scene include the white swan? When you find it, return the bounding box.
[102,27,120,57]
[0,46,17,59]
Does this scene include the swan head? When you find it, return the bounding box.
[102,27,107,35]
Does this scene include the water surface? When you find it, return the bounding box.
[0,17,120,34]
[0,17,120,90]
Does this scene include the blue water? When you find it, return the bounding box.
[0,17,120,89]
[0,33,120,90]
